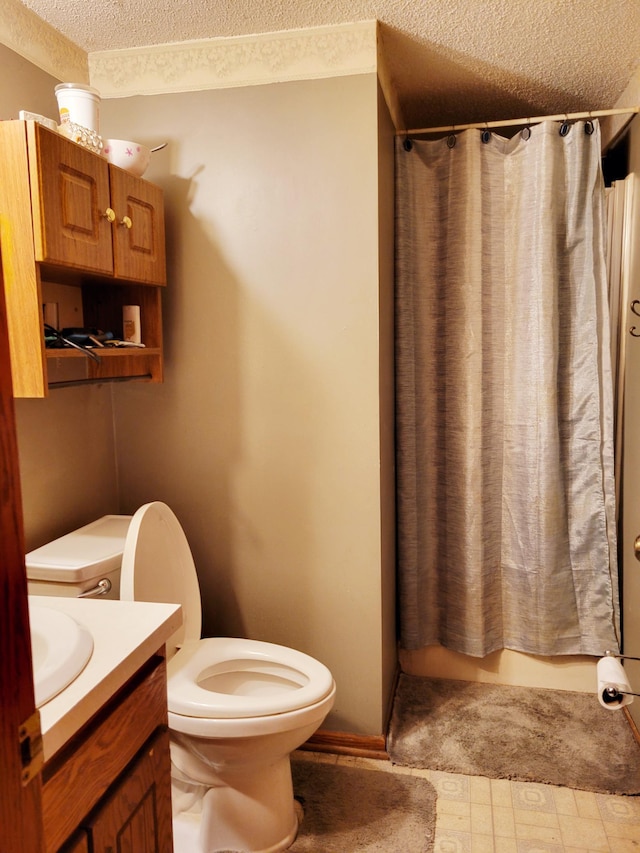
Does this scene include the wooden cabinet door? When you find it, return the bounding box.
[86,729,173,853]
[59,831,89,853]
[28,123,114,275]
[109,167,166,285]
[0,242,45,851]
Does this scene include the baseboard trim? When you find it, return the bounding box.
[301,729,389,760]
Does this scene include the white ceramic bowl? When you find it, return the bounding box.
[102,139,151,177]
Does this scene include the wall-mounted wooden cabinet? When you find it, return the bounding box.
[0,120,167,397]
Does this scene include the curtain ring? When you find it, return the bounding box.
[481,124,491,143]
[403,135,413,151]
[521,123,531,140]
[559,118,570,137]
[447,134,457,149]
[585,113,594,135]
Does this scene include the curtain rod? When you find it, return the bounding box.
[398,106,640,137]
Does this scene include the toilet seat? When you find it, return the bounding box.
[121,502,336,723]
[167,637,335,718]
[120,501,202,654]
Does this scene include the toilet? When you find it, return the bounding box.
[26,502,336,853]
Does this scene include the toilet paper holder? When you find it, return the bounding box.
[603,650,640,701]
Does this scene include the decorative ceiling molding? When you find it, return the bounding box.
[89,20,377,98]
[0,0,87,82]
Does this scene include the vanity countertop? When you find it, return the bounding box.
[29,595,182,762]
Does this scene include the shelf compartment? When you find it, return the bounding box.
[46,348,163,388]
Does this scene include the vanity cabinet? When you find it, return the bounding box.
[58,834,89,853]
[42,651,173,853]
[0,120,166,397]
[84,729,172,852]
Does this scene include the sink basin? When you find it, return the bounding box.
[29,604,94,707]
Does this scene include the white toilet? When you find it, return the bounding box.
[26,502,336,853]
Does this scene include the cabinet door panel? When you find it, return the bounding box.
[42,659,168,852]
[59,831,89,853]
[87,729,173,853]
[29,124,113,275]
[110,168,166,285]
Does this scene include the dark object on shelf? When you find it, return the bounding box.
[43,324,111,363]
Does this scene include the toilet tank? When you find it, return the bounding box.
[25,515,132,599]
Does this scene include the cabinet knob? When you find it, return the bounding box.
[103,207,116,222]
[120,215,133,229]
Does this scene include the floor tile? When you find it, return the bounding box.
[433,829,473,853]
[514,820,563,844]
[511,782,557,813]
[469,775,492,805]
[470,834,495,852]
[551,786,578,816]
[492,805,516,838]
[513,807,559,829]
[437,808,472,834]
[432,771,472,801]
[557,813,610,850]
[602,819,640,839]
[491,778,514,808]
[438,798,472,819]
[301,748,640,852]
[515,841,564,853]
[493,839,518,853]
[597,792,640,823]
[470,802,494,834]
[603,838,640,853]
[573,790,599,820]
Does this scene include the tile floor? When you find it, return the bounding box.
[294,750,640,852]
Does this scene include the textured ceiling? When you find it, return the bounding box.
[17,0,640,129]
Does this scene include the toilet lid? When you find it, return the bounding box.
[120,502,202,652]
[167,637,336,718]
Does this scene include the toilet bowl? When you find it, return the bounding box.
[120,501,336,853]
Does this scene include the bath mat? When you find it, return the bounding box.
[289,757,436,851]
[388,674,640,795]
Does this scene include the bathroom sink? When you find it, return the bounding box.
[29,603,94,707]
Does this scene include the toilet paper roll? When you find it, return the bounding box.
[42,302,59,329]
[122,305,141,344]
[597,656,634,709]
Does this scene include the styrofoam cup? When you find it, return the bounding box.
[55,83,101,133]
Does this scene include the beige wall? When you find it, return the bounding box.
[400,646,598,693]
[0,45,119,550]
[16,386,118,550]
[377,81,398,724]
[3,47,397,733]
[0,44,58,119]
[100,74,395,734]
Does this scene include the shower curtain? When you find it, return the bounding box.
[395,120,620,657]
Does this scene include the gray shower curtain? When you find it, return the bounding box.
[395,120,620,657]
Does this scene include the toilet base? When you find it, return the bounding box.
[167,682,335,852]
[171,753,302,853]
[173,805,301,853]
